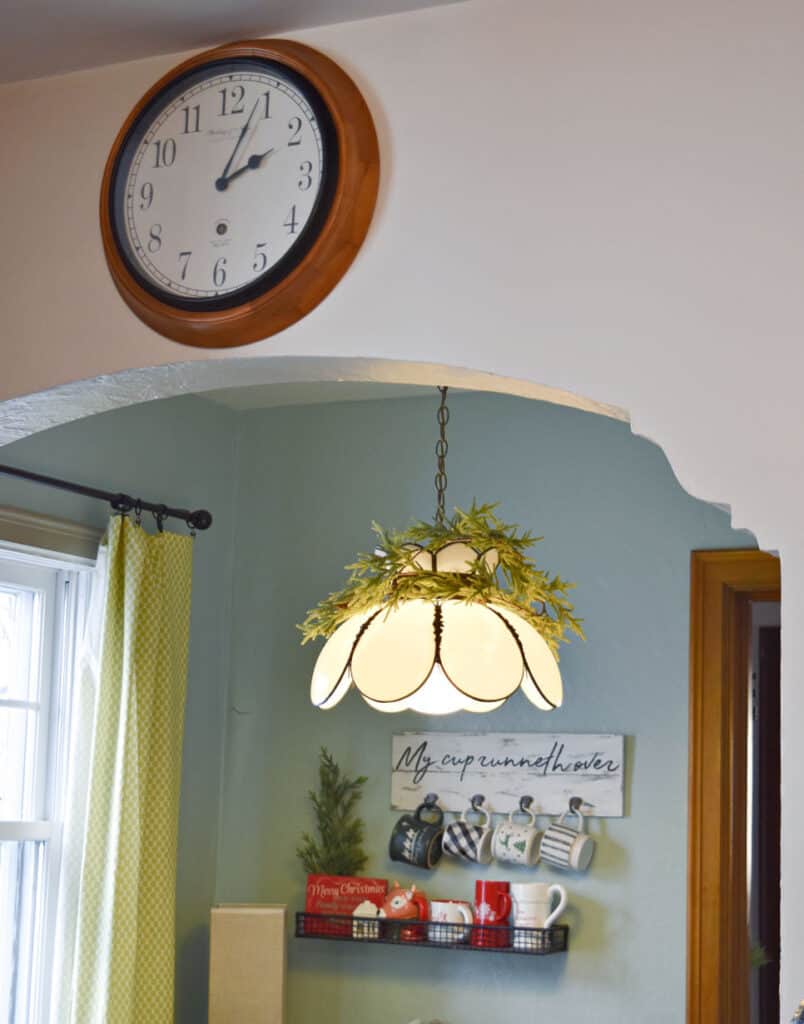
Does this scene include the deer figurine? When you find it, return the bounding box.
[379,882,429,942]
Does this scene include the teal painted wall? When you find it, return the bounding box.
[217,393,754,1024]
[0,396,237,1023]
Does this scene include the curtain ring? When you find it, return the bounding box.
[134,499,142,527]
[153,504,167,533]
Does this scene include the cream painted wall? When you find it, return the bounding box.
[1,0,803,1013]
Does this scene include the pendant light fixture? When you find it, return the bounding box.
[301,388,583,714]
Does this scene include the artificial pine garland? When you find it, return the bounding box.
[299,502,583,656]
[297,748,368,876]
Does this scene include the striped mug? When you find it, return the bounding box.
[539,806,595,871]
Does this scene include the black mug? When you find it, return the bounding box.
[389,799,445,869]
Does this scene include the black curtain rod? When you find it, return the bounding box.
[0,463,212,532]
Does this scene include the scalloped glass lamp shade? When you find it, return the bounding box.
[305,388,577,717]
[310,597,563,714]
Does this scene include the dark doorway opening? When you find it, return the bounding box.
[749,607,781,1024]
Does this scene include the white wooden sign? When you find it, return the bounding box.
[391,732,625,817]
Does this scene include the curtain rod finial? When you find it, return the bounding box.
[188,510,213,531]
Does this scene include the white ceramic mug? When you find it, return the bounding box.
[492,805,541,867]
[539,807,595,871]
[510,882,567,950]
[427,899,474,943]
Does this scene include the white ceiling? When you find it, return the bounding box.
[201,379,441,410]
[0,0,456,84]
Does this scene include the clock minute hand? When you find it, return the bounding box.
[218,147,275,186]
[215,98,261,191]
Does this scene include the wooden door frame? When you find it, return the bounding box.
[687,550,781,1024]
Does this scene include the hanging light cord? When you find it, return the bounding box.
[434,386,449,526]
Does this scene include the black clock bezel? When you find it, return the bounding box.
[108,56,340,314]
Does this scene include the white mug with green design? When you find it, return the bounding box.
[491,805,541,867]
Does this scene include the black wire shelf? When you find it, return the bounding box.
[295,912,568,956]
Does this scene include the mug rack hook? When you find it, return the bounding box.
[470,793,486,811]
[519,795,534,813]
[569,796,594,814]
[423,792,439,807]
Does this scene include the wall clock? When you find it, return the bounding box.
[100,40,379,348]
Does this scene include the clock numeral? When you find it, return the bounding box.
[298,161,313,192]
[219,85,245,116]
[180,104,201,134]
[147,224,163,253]
[284,204,299,235]
[287,116,302,146]
[139,182,154,210]
[178,250,192,281]
[152,138,176,168]
[213,256,227,287]
[263,90,272,119]
[252,243,268,273]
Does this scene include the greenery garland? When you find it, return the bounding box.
[300,502,583,656]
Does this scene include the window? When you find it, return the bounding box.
[0,539,93,1024]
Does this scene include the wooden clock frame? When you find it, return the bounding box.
[99,39,380,349]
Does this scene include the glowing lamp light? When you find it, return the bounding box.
[310,543,563,714]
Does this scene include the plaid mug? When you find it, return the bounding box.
[442,803,494,864]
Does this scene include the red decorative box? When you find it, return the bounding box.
[304,875,387,935]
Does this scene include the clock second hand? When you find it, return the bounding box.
[215,97,261,191]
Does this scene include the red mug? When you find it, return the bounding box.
[472,880,512,947]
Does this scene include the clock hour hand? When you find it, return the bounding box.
[215,97,261,191]
[216,147,275,187]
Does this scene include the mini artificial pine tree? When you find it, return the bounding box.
[297,748,368,876]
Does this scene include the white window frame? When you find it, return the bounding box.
[0,507,99,1024]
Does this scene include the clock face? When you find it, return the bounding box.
[109,58,338,311]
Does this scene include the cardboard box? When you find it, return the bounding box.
[209,904,286,1024]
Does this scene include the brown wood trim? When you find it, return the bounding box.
[687,550,780,1024]
[99,39,380,348]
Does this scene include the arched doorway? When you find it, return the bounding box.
[0,361,783,1021]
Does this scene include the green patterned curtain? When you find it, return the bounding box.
[53,516,193,1024]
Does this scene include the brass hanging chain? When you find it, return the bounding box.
[434,386,449,526]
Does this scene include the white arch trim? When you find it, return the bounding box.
[0,355,627,445]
